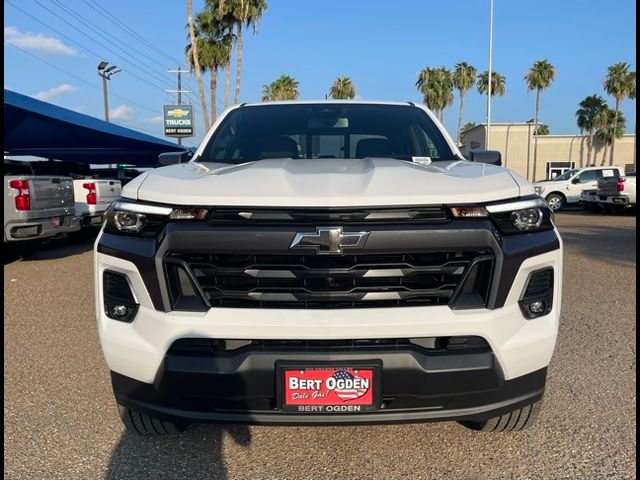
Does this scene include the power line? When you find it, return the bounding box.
[27,0,177,92]
[5,0,217,127]
[49,0,178,88]
[81,0,199,93]
[5,40,161,116]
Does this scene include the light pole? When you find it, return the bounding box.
[485,0,494,149]
[97,61,121,122]
[526,118,535,180]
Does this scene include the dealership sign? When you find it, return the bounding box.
[163,105,194,137]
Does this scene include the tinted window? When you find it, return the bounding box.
[577,170,598,182]
[198,104,455,164]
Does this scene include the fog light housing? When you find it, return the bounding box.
[103,271,139,322]
[519,268,554,319]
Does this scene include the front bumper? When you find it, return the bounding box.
[112,360,546,425]
[95,221,562,425]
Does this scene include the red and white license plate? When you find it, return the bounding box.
[279,365,379,413]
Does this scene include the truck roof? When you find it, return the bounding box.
[240,100,414,108]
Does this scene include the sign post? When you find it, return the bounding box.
[163,105,194,139]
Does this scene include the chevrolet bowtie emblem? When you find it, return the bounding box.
[290,227,370,255]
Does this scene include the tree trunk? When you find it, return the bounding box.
[609,98,620,166]
[186,0,210,130]
[224,62,231,109]
[601,142,608,166]
[234,22,243,105]
[456,90,464,145]
[532,89,540,181]
[587,129,594,166]
[210,69,217,123]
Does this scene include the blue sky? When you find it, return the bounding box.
[4,0,636,148]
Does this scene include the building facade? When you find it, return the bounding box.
[459,123,636,180]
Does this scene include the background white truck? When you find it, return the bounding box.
[534,165,625,210]
[4,160,80,242]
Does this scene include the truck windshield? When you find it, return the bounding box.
[197,103,456,164]
[554,169,578,181]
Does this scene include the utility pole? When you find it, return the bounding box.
[166,66,191,146]
[97,61,121,122]
[485,0,494,149]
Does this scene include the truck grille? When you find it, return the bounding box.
[165,251,494,309]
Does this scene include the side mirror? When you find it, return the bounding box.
[158,150,193,167]
[571,177,580,184]
[468,150,502,166]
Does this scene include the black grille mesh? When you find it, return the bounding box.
[166,251,493,309]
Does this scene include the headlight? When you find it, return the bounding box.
[450,197,554,235]
[104,200,209,236]
[534,186,544,195]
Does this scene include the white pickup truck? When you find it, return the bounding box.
[26,161,123,227]
[4,160,80,242]
[534,165,625,210]
[596,172,636,211]
[95,101,562,435]
[73,179,122,227]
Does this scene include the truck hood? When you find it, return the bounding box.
[126,158,530,207]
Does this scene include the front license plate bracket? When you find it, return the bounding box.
[276,360,382,413]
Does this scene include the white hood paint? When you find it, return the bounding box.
[126,158,528,207]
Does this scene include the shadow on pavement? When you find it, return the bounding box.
[105,424,251,480]
[559,222,636,267]
[3,229,98,265]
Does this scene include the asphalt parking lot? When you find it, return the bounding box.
[4,211,636,480]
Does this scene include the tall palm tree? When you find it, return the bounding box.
[224,0,267,104]
[575,95,607,166]
[452,62,477,145]
[525,59,556,181]
[595,108,626,166]
[185,9,233,122]
[416,67,453,121]
[262,74,299,101]
[329,76,356,99]
[603,62,636,165]
[186,0,210,129]
[477,70,506,97]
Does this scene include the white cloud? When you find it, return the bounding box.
[143,115,164,125]
[33,83,77,101]
[109,104,134,120]
[4,26,78,56]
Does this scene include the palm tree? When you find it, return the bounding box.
[186,0,210,129]
[603,62,636,165]
[525,60,556,181]
[452,62,477,145]
[595,108,626,166]
[416,66,453,121]
[477,70,506,97]
[262,74,299,101]
[575,95,607,166]
[185,9,233,121]
[534,124,550,135]
[223,0,267,104]
[330,76,356,99]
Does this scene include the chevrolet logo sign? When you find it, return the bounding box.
[167,108,190,117]
[290,227,370,255]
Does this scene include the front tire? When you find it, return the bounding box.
[545,193,565,211]
[459,401,542,432]
[117,405,186,435]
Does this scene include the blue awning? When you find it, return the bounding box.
[4,90,185,165]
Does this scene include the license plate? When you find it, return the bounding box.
[51,217,62,228]
[278,363,380,413]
